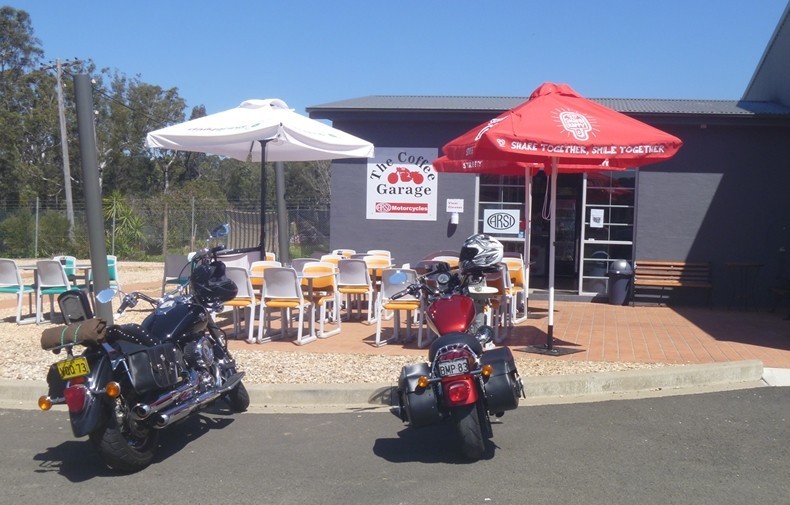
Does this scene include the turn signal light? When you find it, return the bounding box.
[417,376,430,388]
[481,364,494,378]
[38,396,53,411]
[105,382,121,398]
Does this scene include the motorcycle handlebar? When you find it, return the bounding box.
[116,291,160,316]
[193,245,225,262]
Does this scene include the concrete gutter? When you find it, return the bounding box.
[1,360,775,412]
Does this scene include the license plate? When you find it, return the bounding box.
[438,358,469,377]
[56,356,90,380]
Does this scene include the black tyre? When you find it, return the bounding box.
[452,403,485,460]
[225,381,250,412]
[89,413,159,473]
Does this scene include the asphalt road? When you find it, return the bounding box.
[1,387,787,505]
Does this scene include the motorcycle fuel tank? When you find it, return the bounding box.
[427,294,475,335]
[142,301,209,340]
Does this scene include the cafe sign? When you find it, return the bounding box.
[366,147,437,221]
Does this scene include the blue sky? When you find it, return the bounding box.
[8,0,788,116]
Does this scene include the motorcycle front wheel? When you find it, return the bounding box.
[225,380,250,412]
[89,409,159,473]
[451,403,485,460]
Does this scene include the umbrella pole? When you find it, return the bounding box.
[524,168,532,315]
[259,140,271,260]
[546,158,558,351]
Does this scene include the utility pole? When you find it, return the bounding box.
[55,59,76,241]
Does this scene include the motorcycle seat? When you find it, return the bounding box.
[106,324,159,348]
[428,331,483,361]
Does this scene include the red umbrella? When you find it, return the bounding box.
[438,82,683,352]
[442,82,682,168]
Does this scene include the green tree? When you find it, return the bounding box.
[103,190,145,258]
[0,6,46,206]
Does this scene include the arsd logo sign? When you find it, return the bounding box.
[486,212,515,230]
[483,208,520,235]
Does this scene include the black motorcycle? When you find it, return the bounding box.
[38,225,249,473]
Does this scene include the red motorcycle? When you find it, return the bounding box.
[394,235,524,460]
[387,166,425,184]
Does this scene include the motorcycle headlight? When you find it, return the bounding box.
[475,325,494,346]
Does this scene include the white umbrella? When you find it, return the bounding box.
[146,99,375,256]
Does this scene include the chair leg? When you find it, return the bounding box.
[365,290,376,325]
[374,302,385,347]
[257,303,268,343]
[296,305,316,345]
[318,298,341,338]
[15,293,35,324]
[246,305,256,343]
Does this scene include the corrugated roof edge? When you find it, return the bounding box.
[306,95,790,116]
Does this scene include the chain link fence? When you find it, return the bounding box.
[0,199,329,260]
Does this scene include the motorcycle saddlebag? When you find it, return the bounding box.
[127,343,182,394]
[480,347,521,414]
[397,362,441,428]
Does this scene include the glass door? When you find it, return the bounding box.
[578,170,637,295]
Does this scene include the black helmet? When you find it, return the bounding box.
[459,234,504,273]
[190,260,237,303]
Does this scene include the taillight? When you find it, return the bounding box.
[447,381,472,403]
[63,378,88,413]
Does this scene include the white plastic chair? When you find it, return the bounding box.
[162,254,190,295]
[332,249,355,258]
[375,268,422,347]
[431,255,460,268]
[366,249,392,261]
[258,267,312,345]
[0,259,35,324]
[217,252,249,270]
[485,263,514,343]
[35,260,73,324]
[223,266,258,343]
[52,255,77,281]
[249,260,282,295]
[337,259,376,324]
[106,255,123,302]
[319,254,343,269]
[503,256,528,324]
[290,257,319,274]
[302,261,340,338]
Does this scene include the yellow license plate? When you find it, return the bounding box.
[56,356,90,380]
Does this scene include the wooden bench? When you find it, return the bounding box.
[633,260,712,305]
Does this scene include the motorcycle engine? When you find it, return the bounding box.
[183,336,215,369]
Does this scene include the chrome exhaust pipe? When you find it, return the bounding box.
[152,372,245,429]
[131,370,199,420]
[153,389,222,428]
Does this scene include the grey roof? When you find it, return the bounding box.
[307,95,790,116]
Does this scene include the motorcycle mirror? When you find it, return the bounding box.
[389,271,408,284]
[95,288,116,304]
[210,223,230,238]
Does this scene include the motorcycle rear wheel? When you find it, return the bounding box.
[452,403,485,460]
[89,414,159,473]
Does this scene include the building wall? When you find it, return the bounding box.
[328,118,479,266]
[327,113,790,307]
[743,2,790,105]
[635,121,790,306]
